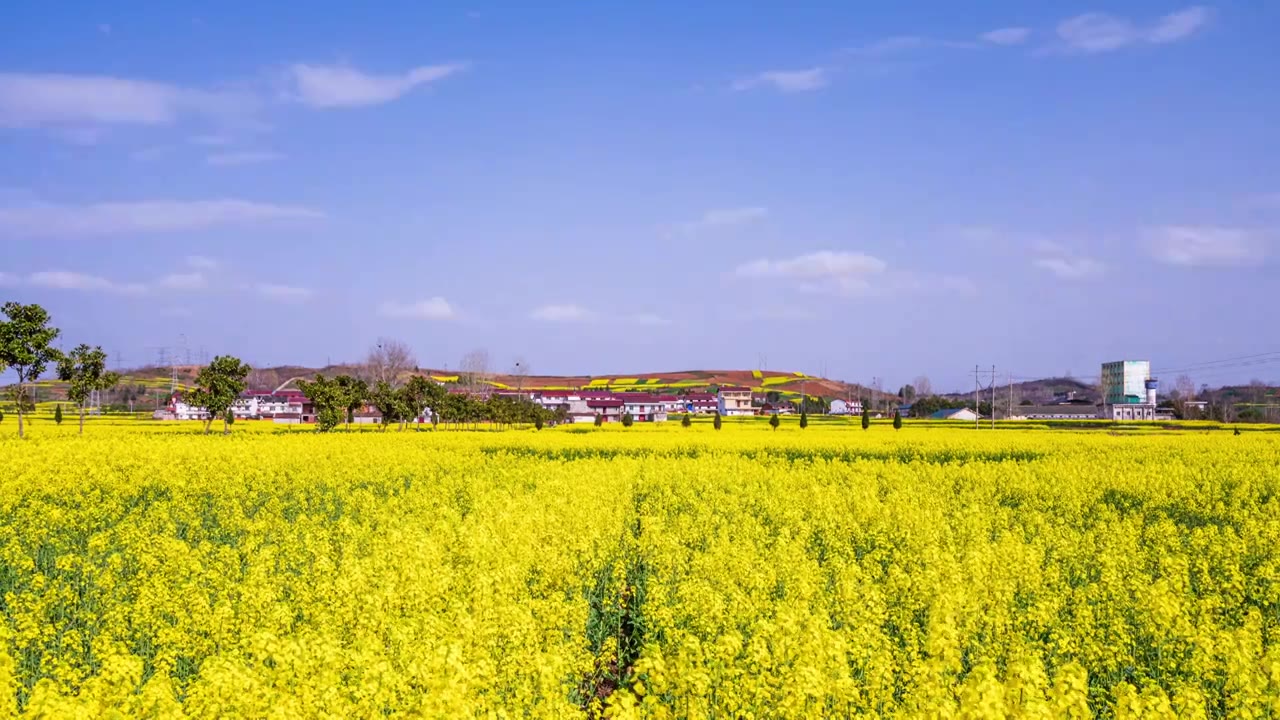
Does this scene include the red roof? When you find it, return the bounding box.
[587,399,624,408]
[720,386,751,392]
[684,392,715,401]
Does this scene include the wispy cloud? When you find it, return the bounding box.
[731,67,828,93]
[530,303,593,322]
[27,270,147,295]
[1149,6,1213,44]
[0,198,323,238]
[0,72,255,129]
[1032,241,1106,279]
[735,250,887,280]
[255,283,313,302]
[185,255,219,270]
[157,272,208,291]
[0,271,19,287]
[847,35,928,57]
[627,312,670,326]
[1054,6,1210,54]
[1144,225,1267,267]
[378,297,456,320]
[733,250,974,298]
[206,151,283,166]
[287,62,467,108]
[678,206,768,234]
[980,27,1032,46]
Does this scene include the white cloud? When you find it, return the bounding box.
[206,151,283,166]
[27,271,146,295]
[1031,241,1106,279]
[157,272,208,291]
[1144,226,1267,267]
[0,271,17,286]
[185,255,219,270]
[530,304,593,322]
[1034,256,1106,279]
[1055,6,1210,54]
[735,250,887,279]
[0,199,323,238]
[981,27,1032,45]
[378,297,456,320]
[1148,6,1212,44]
[732,67,827,93]
[679,206,768,234]
[288,63,467,108]
[1056,13,1140,53]
[0,72,254,128]
[627,312,670,326]
[256,283,313,302]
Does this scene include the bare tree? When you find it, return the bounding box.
[1172,374,1196,418]
[912,376,933,397]
[460,349,490,395]
[365,338,416,389]
[511,357,530,394]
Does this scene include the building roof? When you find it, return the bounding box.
[719,386,751,393]
[587,399,624,408]
[1019,405,1099,417]
[930,407,977,419]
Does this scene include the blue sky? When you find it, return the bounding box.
[2,2,1278,391]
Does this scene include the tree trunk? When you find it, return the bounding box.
[16,390,24,439]
[204,418,212,435]
[79,406,85,435]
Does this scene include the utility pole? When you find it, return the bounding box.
[974,365,980,430]
[991,365,997,430]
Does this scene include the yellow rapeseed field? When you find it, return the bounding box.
[1,420,1278,717]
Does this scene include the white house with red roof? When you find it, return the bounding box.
[718,386,755,416]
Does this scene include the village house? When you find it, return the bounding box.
[717,386,754,417]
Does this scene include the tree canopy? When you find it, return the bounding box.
[0,302,62,438]
[57,344,120,434]
[187,355,251,435]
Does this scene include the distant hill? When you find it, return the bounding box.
[941,376,1099,405]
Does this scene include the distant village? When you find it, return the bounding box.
[156,359,1200,425]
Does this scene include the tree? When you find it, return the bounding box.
[799,411,808,429]
[54,404,63,425]
[681,413,692,428]
[861,407,870,430]
[298,374,346,432]
[334,375,369,430]
[769,413,780,431]
[370,381,408,431]
[621,412,634,428]
[0,302,62,438]
[186,355,251,435]
[364,338,415,388]
[401,375,445,430]
[460,349,491,395]
[893,409,903,430]
[56,344,120,435]
[912,376,933,397]
[535,415,544,431]
[594,413,604,427]
[899,384,917,402]
[713,411,722,431]
[0,409,4,424]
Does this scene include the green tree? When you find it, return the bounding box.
[893,409,903,430]
[0,302,63,438]
[681,413,692,428]
[621,412,634,427]
[370,381,408,431]
[298,374,346,432]
[713,411,722,431]
[898,384,917,402]
[594,413,604,427]
[861,407,870,430]
[535,415,544,431]
[799,411,808,429]
[54,404,63,425]
[0,409,4,424]
[401,375,444,430]
[186,355,251,435]
[769,413,780,431]
[334,375,369,430]
[56,344,120,435]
